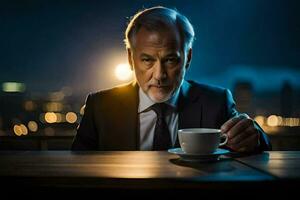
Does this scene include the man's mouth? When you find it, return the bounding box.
[150,85,169,88]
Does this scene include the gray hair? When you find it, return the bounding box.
[124,6,195,51]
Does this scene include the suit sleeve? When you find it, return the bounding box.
[71,94,98,150]
[224,89,272,151]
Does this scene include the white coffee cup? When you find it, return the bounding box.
[178,128,228,154]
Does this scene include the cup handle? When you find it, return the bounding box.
[219,133,228,146]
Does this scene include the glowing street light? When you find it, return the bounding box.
[115,63,133,81]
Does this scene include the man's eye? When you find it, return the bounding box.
[166,57,179,64]
[142,58,151,62]
[141,58,155,66]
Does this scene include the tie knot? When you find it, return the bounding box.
[151,103,168,118]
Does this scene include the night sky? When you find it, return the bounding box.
[1,0,300,95]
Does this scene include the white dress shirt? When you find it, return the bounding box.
[138,88,180,150]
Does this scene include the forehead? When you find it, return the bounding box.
[133,27,181,53]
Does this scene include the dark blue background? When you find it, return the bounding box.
[1,0,299,94]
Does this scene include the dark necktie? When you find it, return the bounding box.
[151,103,172,150]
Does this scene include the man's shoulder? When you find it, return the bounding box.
[185,80,235,112]
[187,80,228,96]
[86,81,137,101]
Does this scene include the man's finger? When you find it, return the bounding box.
[227,133,257,152]
[227,125,254,146]
[221,117,240,133]
[227,118,253,139]
[235,133,258,151]
[221,113,249,133]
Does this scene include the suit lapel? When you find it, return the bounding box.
[175,81,203,147]
[117,81,139,150]
[108,80,202,150]
[99,81,139,150]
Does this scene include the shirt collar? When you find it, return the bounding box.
[138,87,180,113]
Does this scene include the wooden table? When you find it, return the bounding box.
[0,151,299,197]
[236,151,300,179]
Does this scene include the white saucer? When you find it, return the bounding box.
[168,148,230,162]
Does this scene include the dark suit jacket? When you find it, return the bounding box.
[71,80,271,151]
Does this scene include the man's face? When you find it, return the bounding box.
[128,27,192,103]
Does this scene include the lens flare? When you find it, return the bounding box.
[115,63,133,81]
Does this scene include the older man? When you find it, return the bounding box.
[71,6,271,152]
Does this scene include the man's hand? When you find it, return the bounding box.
[221,114,260,153]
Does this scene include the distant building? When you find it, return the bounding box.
[233,81,254,117]
[280,81,293,117]
[0,91,27,132]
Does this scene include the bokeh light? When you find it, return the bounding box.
[20,124,28,135]
[55,113,64,123]
[66,112,77,123]
[13,125,23,136]
[115,63,133,81]
[2,82,26,93]
[254,115,265,126]
[267,115,279,127]
[45,112,57,123]
[13,124,28,136]
[28,121,38,132]
[44,102,63,112]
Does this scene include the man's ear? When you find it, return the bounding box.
[185,48,192,70]
[127,48,133,70]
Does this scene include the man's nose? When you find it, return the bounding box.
[153,61,167,81]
